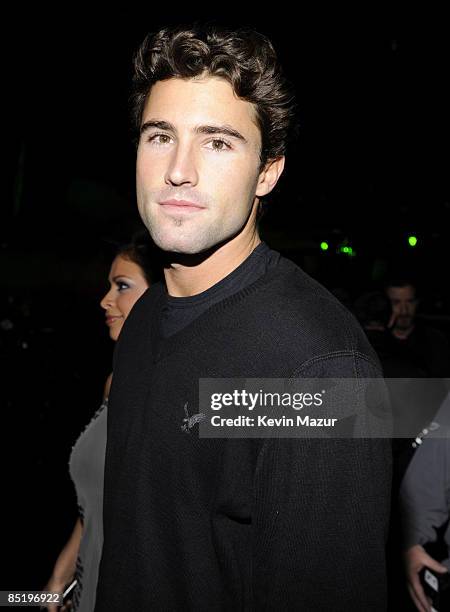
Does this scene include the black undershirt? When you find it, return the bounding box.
[161,242,280,338]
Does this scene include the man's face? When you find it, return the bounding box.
[386,285,418,331]
[136,76,278,254]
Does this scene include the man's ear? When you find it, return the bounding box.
[255,156,285,198]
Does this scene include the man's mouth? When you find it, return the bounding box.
[159,199,205,212]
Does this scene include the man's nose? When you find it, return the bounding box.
[399,302,409,315]
[165,141,198,187]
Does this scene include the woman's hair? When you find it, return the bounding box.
[130,24,297,166]
[116,230,162,285]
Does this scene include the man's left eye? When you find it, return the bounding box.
[207,139,230,151]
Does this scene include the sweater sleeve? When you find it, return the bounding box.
[399,411,450,550]
[252,352,392,611]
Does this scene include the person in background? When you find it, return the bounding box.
[383,279,450,467]
[382,279,450,610]
[400,394,450,612]
[43,233,157,611]
[385,279,450,379]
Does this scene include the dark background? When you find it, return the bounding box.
[2,6,449,603]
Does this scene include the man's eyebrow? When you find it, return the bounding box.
[140,120,247,143]
[140,120,175,134]
[195,125,247,142]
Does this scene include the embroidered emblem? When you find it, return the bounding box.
[181,402,206,433]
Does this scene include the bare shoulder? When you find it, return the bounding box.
[103,373,113,400]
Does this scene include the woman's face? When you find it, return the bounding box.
[100,255,149,341]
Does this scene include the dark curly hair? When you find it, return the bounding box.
[130,24,296,166]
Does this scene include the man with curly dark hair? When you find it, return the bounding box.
[95,25,391,611]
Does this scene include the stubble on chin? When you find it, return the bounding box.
[150,223,218,255]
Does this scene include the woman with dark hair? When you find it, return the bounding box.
[43,233,157,611]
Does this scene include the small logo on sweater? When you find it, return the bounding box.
[181,403,206,433]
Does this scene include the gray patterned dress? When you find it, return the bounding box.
[68,399,107,611]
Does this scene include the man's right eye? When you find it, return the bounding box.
[147,133,172,145]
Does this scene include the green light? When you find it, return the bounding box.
[338,244,356,256]
[320,241,329,251]
[408,235,418,247]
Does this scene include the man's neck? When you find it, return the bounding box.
[164,231,261,297]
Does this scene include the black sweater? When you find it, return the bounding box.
[95,256,391,611]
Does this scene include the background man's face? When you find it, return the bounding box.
[136,76,266,254]
[386,285,418,331]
